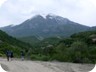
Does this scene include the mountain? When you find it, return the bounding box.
[27,30,96,63]
[0,30,32,57]
[18,36,40,45]
[1,14,90,38]
[91,26,96,30]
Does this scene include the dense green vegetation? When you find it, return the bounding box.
[29,31,96,63]
[18,36,40,46]
[0,29,96,64]
[0,30,32,57]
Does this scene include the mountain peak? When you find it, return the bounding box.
[46,14,69,24]
[1,14,90,37]
[47,13,57,17]
[29,14,68,21]
[29,14,44,20]
[46,14,58,19]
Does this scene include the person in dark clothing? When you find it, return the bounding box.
[6,51,9,61]
[10,51,14,61]
[21,51,24,61]
[6,50,11,61]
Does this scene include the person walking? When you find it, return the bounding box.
[10,51,14,61]
[6,50,9,61]
[6,50,11,61]
[21,51,24,61]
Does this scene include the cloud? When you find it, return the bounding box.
[0,0,96,27]
[0,0,7,7]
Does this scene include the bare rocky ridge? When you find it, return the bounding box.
[0,58,95,72]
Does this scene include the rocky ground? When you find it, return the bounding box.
[0,58,95,72]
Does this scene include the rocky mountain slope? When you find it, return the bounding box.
[1,14,90,38]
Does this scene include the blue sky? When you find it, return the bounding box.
[0,0,96,27]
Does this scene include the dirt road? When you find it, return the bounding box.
[0,58,95,72]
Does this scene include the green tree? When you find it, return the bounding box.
[69,41,88,63]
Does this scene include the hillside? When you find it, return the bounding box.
[27,30,96,63]
[90,26,96,30]
[1,14,90,38]
[18,36,40,45]
[0,30,32,57]
[0,28,96,63]
[55,31,96,63]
